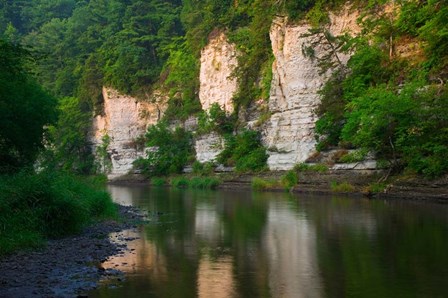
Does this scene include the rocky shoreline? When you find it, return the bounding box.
[0,205,147,298]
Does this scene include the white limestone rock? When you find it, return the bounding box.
[90,87,166,179]
[196,32,238,163]
[263,8,360,170]
[199,32,238,114]
[195,132,224,163]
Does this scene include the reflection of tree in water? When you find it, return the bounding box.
[141,189,270,298]
[221,193,270,298]
[142,189,199,297]
[311,197,448,298]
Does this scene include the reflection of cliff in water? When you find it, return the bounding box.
[263,200,323,298]
[91,186,448,298]
[99,186,325,297]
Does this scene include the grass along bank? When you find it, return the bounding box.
[150,176,221,190]
[135,162,447,202]
[0,171,117,256]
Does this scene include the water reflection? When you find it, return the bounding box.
[89,185,448,298]
[198,254,235,298]
[263,201,323,298]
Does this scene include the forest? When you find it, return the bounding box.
[0,0,447,252]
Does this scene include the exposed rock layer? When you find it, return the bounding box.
[91,87,166,179]
[263,8,360,170]
[91,8,362,176]
[199,32,238,114]
[195,132,225,163]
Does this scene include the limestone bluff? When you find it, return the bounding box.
[90,6,361,179]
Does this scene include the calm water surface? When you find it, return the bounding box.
[89,185,448,298]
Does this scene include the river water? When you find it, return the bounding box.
[89,185,448,298]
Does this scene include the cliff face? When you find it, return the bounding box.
[195,132,225,163]
[199,32,238,114]
[90,7,361,177]
[90,87,166,178]
[195,32,237,163]
[263,8,360,170]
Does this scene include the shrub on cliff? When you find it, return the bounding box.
[134,122,194,177]
[217,129,268,172]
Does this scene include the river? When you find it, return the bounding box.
[88,185,448,298]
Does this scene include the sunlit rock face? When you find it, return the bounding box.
[263,202,323,298]
[195,132,225,163]
[263,7,360,170]
[90,87,166,179]
[196,32,237,162]
[199,32,238,114]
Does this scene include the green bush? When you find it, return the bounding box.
[190,177,221,190]
[134,122,194,177]
[83,174,109,187]
[251,177,278,191]
[197,103,235,135]
[339,149,368,163]
[330,181,355,193]
[217,129,268,173]
[364,182,387,194]
[169,176,220,190]
[192,161,215,176]
[0,171,116,255]
[150,177,166,187]
[170,177,190,189]
[294,163,329,173]
[280,170,298,190]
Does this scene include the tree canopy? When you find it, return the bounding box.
[0,39,57,172]
[1,0,447,177]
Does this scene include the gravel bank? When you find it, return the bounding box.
[0,205,147,298]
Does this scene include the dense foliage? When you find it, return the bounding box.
[197,103,235,135]
[0,0,334,115]
[0,171,116,255]
[44,97,96,174]
[134,122,194,176]
[0,39,115,255]
[217,129,268,172]
[314,0,448,177]
[0,39,57,173]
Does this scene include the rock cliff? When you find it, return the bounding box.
[199,32,238,114]
[263,8,360,170]
[90,7,362,177]
[90,87,166,179]
[195,32,237,163]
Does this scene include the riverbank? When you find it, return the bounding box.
[0,204,147,298]
[219,172,448,203]
[111,170,448,203]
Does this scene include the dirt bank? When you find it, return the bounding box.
[0,205,147,298]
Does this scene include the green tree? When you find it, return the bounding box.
[134,122,193,176]
[217,129,268,172]
[0,39,57,172]
[45,97,95,174]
